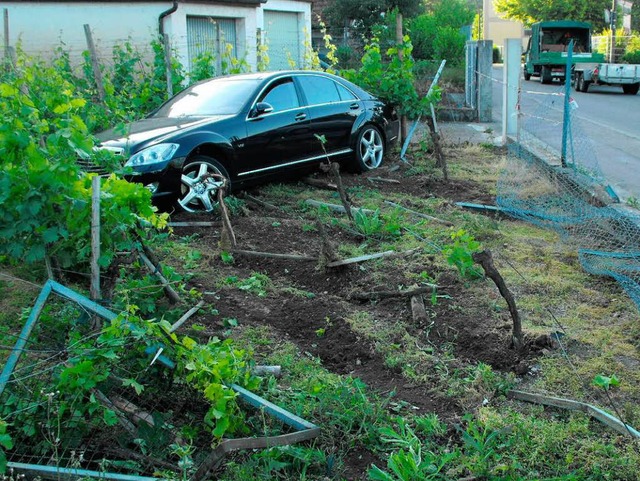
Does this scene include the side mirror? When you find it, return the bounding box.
[252,102,274,117]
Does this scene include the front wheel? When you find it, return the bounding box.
[351,125,384,172]
[623,83,640,95]
[178,155,230,213]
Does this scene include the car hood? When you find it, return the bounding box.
[96,115,231,154]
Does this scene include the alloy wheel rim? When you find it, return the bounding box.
[360,129,383,169]
[179,162,224,212]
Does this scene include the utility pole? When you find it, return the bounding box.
[610,0,617,63]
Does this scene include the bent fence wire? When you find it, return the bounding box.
[498,82,640,308]
[0,281,318,480]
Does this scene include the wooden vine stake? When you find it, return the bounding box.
[216,176,237,251]
[425,116,448,181]
[83,24,106,103]
[329,162,354,223]
[316,219,339,267]
[472,249,523,350]
[90,175,101,299]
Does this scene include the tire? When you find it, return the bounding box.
[577,74,588,92]
[541,66,552,84]
[351,125,384,172]
[623,83,640,95]
[523,69,531,81]
[178,155,230,213]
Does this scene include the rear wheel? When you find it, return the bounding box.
[178,155,229,213]
[523,68,531,81]
[541,66,552,84]
[578,75,590,93]
[351,125,384,172]
[623,83,640,95]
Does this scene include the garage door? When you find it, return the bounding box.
[187,16,237,74]
[263,11,301,70]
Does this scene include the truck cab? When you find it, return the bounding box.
[524,21,605,84]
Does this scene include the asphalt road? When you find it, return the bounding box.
[492,66,640,201]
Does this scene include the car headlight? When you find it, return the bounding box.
[125,143,179,168]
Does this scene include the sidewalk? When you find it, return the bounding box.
[438,121,503,146]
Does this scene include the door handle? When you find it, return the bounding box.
[350,103,360,110]
[295,113,307,121]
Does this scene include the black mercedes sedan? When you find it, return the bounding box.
[96,70,399,212]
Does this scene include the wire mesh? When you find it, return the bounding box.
[0,294,197,477]
[498,81,640,309]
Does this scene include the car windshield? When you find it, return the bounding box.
[152,79,259,117]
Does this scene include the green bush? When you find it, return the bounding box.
[409,0,474,64]
[622,35,640,63]
[493,46,503,63]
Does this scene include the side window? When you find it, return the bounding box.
[298,76,342,105]
[261,79,300,112]
[336,83,357,101]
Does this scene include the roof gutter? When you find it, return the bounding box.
[159,1,179,37]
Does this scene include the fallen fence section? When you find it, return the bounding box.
[3,281,320,480]
[508,390,640,439]
[193,384,321,480]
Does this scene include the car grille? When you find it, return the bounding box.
[77,158,110,176]
[77,145,126,176]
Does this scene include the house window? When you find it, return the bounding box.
[187,16,237,74]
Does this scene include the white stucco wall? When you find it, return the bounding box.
[2,1,311,72]
[257,0,311,34]
[3,2,164,63]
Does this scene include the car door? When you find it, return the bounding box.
[240,77,311,179]
[295,74,362,161]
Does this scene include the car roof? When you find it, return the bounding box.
[195,70,376,100]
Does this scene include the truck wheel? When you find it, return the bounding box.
[524,69,531,81]
[578,75,589,93]
[541,66,552,84]
[623,83,640,95]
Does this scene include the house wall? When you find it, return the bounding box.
[2,1,311,72]
[3,2,163,63]
[483,0,525,57]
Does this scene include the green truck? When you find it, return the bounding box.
[524,20,640,94]
[523,20,605,84]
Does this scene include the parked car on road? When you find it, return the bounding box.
[96,70,399,212]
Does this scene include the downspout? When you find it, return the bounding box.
[159,1,178,37]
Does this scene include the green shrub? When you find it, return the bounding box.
[493,46,503,63]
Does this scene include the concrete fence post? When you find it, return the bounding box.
[465,41,477,109]
[477,40,493,122]
[502,38,521,143]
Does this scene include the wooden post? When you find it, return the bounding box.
[83,24,106,102]
[163,33,173,98]
[3,8,15,68]
[90,176,101,301]
[3,9,9,63]
[395,11,406,144]
[215,21,222,75]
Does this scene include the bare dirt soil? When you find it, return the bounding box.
[164,152,551,479]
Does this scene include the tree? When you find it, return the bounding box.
[410,0,475,62]
[324,0,423,37]
[632,1,640,31]
[494,0,612,30]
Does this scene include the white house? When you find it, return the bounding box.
[2,0,312,72]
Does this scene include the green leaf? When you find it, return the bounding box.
[0,84,18,97]
[212,415,230,437]
[103,409,119,426]
[122,378,145,396]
